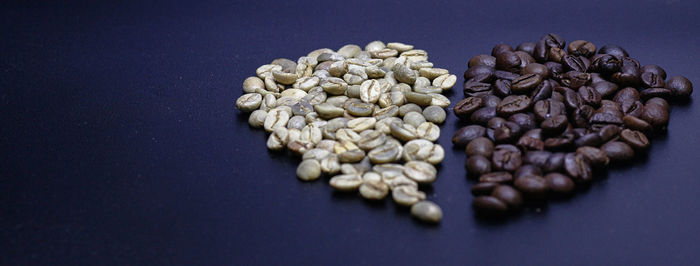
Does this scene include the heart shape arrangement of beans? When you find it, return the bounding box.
[456,33,693,217]
[236,41,458,224]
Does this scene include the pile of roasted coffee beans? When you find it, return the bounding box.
[455,33,693,217]
[236,41,458,223]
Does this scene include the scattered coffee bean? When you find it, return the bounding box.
[410,201,443,223]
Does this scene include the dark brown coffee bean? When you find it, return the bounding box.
[479,171,513,184]
[564,153,593,184]
[511,74,542,94]
[508,113,537,131]
[473,196,508,216]
[463,81,492,97]
[543,133,575,151]
[613,87,640,105]
[640,88,672,100]
[575,133,603,147]
[545,173,575,195]
[522,128,543,140]
[547,47,567,63]
[601,141,634,162]
[533,99,565,121]
[592,80,619,98]
[453,97,484,120]
[621,100,644,117]
[514,164,543,179]
[492,44,514,57]
[560,71,590,89]
[578,86,602,107]
[544,61,564,78]
[471,107,497,125]
[464,65,495,80]
[611,65,641,87]
[453,125,487,147]
[641,72,665,88]
[621,57,640,69]
[480,94,502,108]
[576,146,609,168]
[589,112,623,125]
[597,124,620,143]
[592,54,621,75]
[541,115,569,136]
[514,175,549,199]
[466,137,494,157]
[492,145,522,172]
[562,55,588,72]
[517,136,544,150]
[471,182,498,196]
[496,51,522,72]
[493,70,520,81]
[515,51,535,69]
[534,39,548,62]
[619,129,650,151]
[641,65,667,80]
[542,33,566,49]
[468,54,497,68]
[497,95,532,116]
[530,79,553,102]
[598,44,629,58]
[523,150,552,167]
[567,40,596,57]
[492,79,512,97]
[492,185,523,209]
[665,76,693,98]
[466,155,492,177]
[640,98,670,131]
[494,121,522,144]
[542,152,566,173]
[622,115,652,133]
[517,42,536,55]
[487,117,507,129]
[571,105,594,128]
[521,63,549,78]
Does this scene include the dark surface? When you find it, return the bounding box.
[2,0,700,265]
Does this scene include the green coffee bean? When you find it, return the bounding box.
[266,127,288,150]
[314,103,345,119]
[418,68,449,80]
[348,117,376,132]
[432,74,456,90]
[359,180,389,200]
[365,41,386,52]
[248,110,267,128]
[243,76,265,93]
[338,44,362,58]
[264,108,291,132]
[387,42,414,52]
[403,161,437,183]
[422,106,446,124]
[402,139,434,162]
[368,141,402,164]
[405,92,432,106]
[389,122,417,142]
[297,159,321,181]
[416,122,440,141]
[373,105,399,120]
[399,103,422,117]
[411,201,442,223]
[392,186,426,206]
[236,93,262,112]
[360,79,381,103]
[403,111,426,127]
[329,174,363,191]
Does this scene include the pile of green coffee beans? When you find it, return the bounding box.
[455,33,693,217]
[236,41,457,223]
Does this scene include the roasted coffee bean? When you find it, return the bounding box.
[533,99,565,121]
[493,122,522,144]
[574,133,602,147]
[473,196,509,216]
[493,70,520,81]
[492,44,514,57]
[487,117,507,129]
[576,146,609,168]
[640,88,672,100]
[517,42,536,55]
[492,145,522,172]
[479,171,513,183]
[511,74,542,94]
[542,152,566,173]
[496,51,522,72]
[466,155,492,177]
[466,137,494,157]
[471,182,499,195]
[497,95,532,116]
[547,47,566,63]
[544,133,575,151]
[463,82,492,97]
[517,136,544,151]
[509,113,537,131]
[665,76,693,98]
[622,115,652,133]
[523,150,552,168]
[514,164,543,179]
[544,61,564,78]
[464,65,495,80]
[578,86,601,106]
[619,129,650,151]
[452,125,486,147]
[453,97,484,120]
[469,54,497,68]
[514,175,549,199]
[492,79,512,97]
[567,40,596,57]
[598,44,629,57]
[541,115,568,136]
[530,79,553,102]
[562,55,588,72]
[564,153,593,184]
[611,65,641,87]
[641,65,667,79]
[560,71,590,89]
[640,98,670,131]
[601,141,635,162]
[641,72,665,88]
[545,173,575,195]
[592,80,619,98]
[480,94,502,108]
[521,63,549,78]
[492,185,523,209]
[470,106,498,125]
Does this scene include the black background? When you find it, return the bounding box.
[3,0,700,265]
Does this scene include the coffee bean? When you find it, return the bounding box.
[533,99,565,121]
[470,107,498,125]
[598,44,629,57]
[403,161,437,184]
[567,40,596,57]
[541,115,568,136]
[492,185,523,209]
[623,115,652,133]
[411,201,443,223]
[508,113,537,131]
[473,196,509,216]
[574,133,602,147]
[640,98,670,131]
[359,180,389,200]
[517,42,536,55]
[514,164,543,179]
[469,54,497,68]
[497,95,532,116]
[479,171,513,183]
[640,88,672,100]
[492,44,514,57]
[511,74,542,94]
[514,175,549,199]
[545,173,575,195]
[466,155,492,177]
[492,145,522,172]
[297,159,322,181]
[452,125,486,147]
[665,76,693,98]
[496,51,522,72]
[494,70,521,81]
[466,137,494,157]
[564,153,593,184]
[392,186,426,206]
[619,129,650,151]
[562,55,588,72]
[463,81,492,97]
[576,146,609,168]
[464,65,495,80]
[471,182,499,196]
[641,72,665,88]
[601,141,634,162]
[453,97,484,120]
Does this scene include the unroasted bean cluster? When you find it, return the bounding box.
[236,41,457,223]
[455,33,693,217]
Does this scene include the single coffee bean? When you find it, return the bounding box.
[466,137,494,157]
[592,80,619,98]
[517,42,536,55]
[453,97,484,120]
[640,88,672,100]
[497,95,532,116]
[640,98,670,131]
[533,99,566,121]
[545,172,575,195]
[598,44,629,58]
[564,153,593,184]
[523,150,552,168]
[575,133,603,147]
[562,55,588,72]
[392,186,426,206]
[470,106,498,125]
[641,72,665,88]
[411,201,443,223]
[543,133,575,151]
[359,180,389,200]
[473,196,509,216]
[640,65,667,79]
[463,82,492,97]
[541,115,568,136]
[480,94,502,108]
[511,74,543,94]
[479,171,513,183]
[297,159,322,181]
[492,145,522,172]
[560,71,590,89]
[547,47,566,63]
[423,106,447,124]
[517,136,544,151]
[452,125,487,147]
[619,129,650,151]
[514,175,549,199]
[492,44,514,57]
[468,54,497,68]
[471,182,499,196]
[530,79,553,102]
[601,141,635,162]
[622,115,652,133]
[576,146,609,168]
[509,113,537,131]
[492,79,512,97]
[665,76,693,98]
[578,86,602,107]
[492,185,523,209]
[466,155,492,177]
[567,40,596,57]
[464,65,495,80]
[514,164,543,179]
[496,51,522,72]
[403,161,437,184]
[542,152,566,173]
[611,65,641,87]
[493,121,522,144]
[329,174,363,191]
